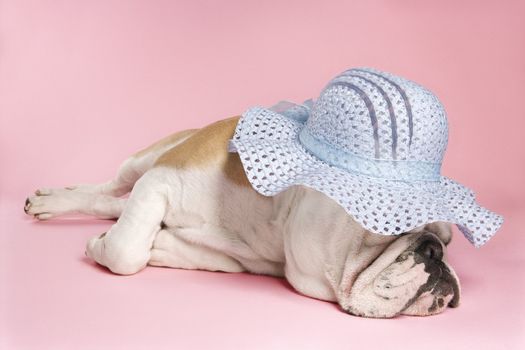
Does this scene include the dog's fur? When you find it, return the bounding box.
[24,116,460,318]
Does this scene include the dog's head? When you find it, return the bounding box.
[338,222,460,318]
[284,187,460,318]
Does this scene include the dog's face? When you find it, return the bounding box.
[286,188,460,318]
[396,230,460,316]
[340,226,460,318]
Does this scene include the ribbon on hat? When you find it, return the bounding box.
[228,100,314,153]
[268,99,314,122]
[298,127,441,182]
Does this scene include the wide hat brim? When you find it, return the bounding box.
[229,106,503,248]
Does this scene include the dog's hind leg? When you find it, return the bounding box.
[36,129,196,198]
[85,167,170,275]
[25,154,163,220]
[25,153,150,220]
[24,129,197,220]
[24,191,127,220]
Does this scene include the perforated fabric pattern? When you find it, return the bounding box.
[309,68,448,163]
[229,68,503,248]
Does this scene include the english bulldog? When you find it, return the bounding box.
[24,116,460,318]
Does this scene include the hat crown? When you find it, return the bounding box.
[306,68,448,165]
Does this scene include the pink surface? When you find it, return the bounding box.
[1,0,524,349]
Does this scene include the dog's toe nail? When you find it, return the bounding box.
[35,188,50,196]
[36,213,52,220]
[24,198,31,213]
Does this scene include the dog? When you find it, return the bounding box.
[24,115,460,318]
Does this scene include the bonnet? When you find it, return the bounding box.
[229,67,503,247]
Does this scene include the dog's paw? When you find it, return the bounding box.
[24,190,80,220]
[24,194,58,220]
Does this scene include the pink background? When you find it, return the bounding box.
[1,0,524,349]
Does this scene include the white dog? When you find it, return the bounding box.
[24,116,459,318]
[24,67,503,318]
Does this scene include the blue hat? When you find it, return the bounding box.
[229,68,503,247]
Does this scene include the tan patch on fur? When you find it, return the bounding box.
[154,116,250,188]
[133,129,198,158]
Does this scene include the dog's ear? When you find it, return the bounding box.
[425,222,453,245]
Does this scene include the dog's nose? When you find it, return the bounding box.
[415,239,443,261]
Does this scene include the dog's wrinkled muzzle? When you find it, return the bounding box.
[401,233,461,315]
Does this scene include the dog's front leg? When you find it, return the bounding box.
[85,168,170,275]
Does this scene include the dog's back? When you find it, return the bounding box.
[151,116,250,189]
